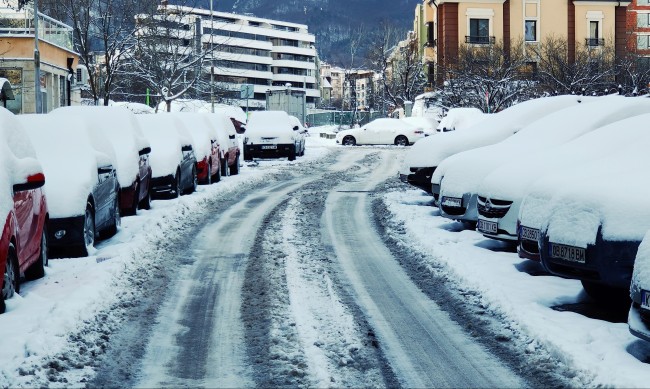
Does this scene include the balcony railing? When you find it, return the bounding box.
[585,38,605,47]
[465,35,495,45]
[0,8,74,51]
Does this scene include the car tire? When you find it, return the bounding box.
[221,157,230,177]
[173,168,181,199]
[581,280,630,304]
[243,150,252,162]
[125,183,139,216]
[230,155,240,175]
[25,227,48,281]
[80,202,96,257]
[342,136,356,146]
[206,162,212,185]
[2,243,19,309]
[213,160,222,183]
[104,196,121,238]
[288,147,296,161]
[139,188,152,210]
[186,166,198,194]
[394,135,409,146]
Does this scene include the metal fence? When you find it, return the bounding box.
[306,110,384,127]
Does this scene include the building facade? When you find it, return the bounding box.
[629,0,650,65]
[167,6,320,109]
[418,0,630,86]
[0,4,79,113]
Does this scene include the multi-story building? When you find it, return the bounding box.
[629,0,650,66]
[418,0,630,85]
[166,5,320,109]
[0,3,80,113]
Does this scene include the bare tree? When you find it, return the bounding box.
[329,24,366,126]
[123,1,213,112]
[529,35,617,95]
[617,51,650,96]
[41,0,149,105]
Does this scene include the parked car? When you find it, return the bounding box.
[206,112,242,176]
[401,116,438,136]
[289,115,307,156]
[473,100,650,255]
[0,108,48,313]
[244,111,302,161]
[169,113,221,185]
[435,95,646,228]
[436,107,484,132]
[399,95,582,196]
[336,118,424,146]
[629,230,650,342]
[20,114,120,257]
[50,106,152,215]
[528,124,650,302]
[136,114,197,198]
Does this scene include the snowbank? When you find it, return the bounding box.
[436,108,485,132]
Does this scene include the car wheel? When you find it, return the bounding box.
[104,196,121,238]
[25,227,48,280]
[187,166,198,194]
[230,155,240,175]
[394,135,409,146]
[173,168,181,198]
[139,187,152,210]
[81,203,96,256]
[2,243,19,305]
[206,162,212,185]
[342,136,356,146]
[125,183,138,216]
[581,280,630,304]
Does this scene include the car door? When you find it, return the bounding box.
[95,166,115,229]
[12,190,36,260]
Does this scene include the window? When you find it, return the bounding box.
[426,22,435,46]
[639,0,650,5]
[638,35,650,50]
[638,13,650,28]
[590,21,599,39]
[469,18,489,42]
[525,20,537,41]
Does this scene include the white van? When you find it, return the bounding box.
[243,111,302,161]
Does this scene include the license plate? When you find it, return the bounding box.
[642,290,650,310]
[477,219,497,234]
[520,226,539,242]
[441,196,462,208]
[550,243,586,263]
[261,145,277,150]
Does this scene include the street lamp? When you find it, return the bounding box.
[33,0,41,113]
[210,0,214,113]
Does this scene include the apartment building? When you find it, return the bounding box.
[161,5,320,109]
[0,4,79,113]
[320,63,376,110]
[630,0,650,65]
[418,0,630,85]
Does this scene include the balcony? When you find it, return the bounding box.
[585,38,605,47]
[0,8,74,51]
[465,35,495,45]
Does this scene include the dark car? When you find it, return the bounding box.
[136,115,198,198]
[51,106,152,216]
[21,115,120,257]
[1,110,48,313]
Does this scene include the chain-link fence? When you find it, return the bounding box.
[306,110,384,128]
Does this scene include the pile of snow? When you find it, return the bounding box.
[50,107,150,188]
[247,111,293,135]
[631,231,650,295]
[437,96,649,201]
[164,113,217,161]
[436,108,485,132]
[19,115,111,218]
[402,95,586,175]
[110,101,154,114]
[401,116,438,135]
[156,99,247,124]
[136,115,192,178]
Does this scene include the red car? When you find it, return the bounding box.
[209,112,244,176]
[0,111,48,313]
[171,113,222,185]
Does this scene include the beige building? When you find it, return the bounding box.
[416,0,629,86]
[0,4,80,113]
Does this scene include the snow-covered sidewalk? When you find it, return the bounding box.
[383,189,650,387]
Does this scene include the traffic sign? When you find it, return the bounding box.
[240,84,254,99]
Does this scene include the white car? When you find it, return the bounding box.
[436,107,484,132]
[629,230,650,342]
[436,95,633,226]
[336,118,424,146]
[398,95,581,195]
[475,97,650,248]
[401,116,438,136]
[244,111,302,161]
[289,115,308,157]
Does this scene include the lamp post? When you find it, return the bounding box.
[33,0,41,113]
[210,0,215,113]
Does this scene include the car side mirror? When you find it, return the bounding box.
[181,145,193,152]
[98,166,114,175]
[293,126,299,131]
[139,147,152,156]
[13,172,45,192]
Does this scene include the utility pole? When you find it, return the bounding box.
[33,0,41,113]
[210,0,215,113]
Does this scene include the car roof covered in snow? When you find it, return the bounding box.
[136,114,192,178]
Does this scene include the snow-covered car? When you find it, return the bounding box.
[437,95,633,226]
[336,118,424,146]
[401,116,438,136]
[474,98,650,251]
[205,113,242,176]
[168,112,221,185]
[436,107,485,132]
[214,105,247,135]
[244,111,302,161]
[289,115,307,157]
[629,231,650,342]
[136,114,197,198]
[399,95,581,195]
[50,107,152,215]
[519,121,650,302]
[0,108,48,314]
[20,114,120,257]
